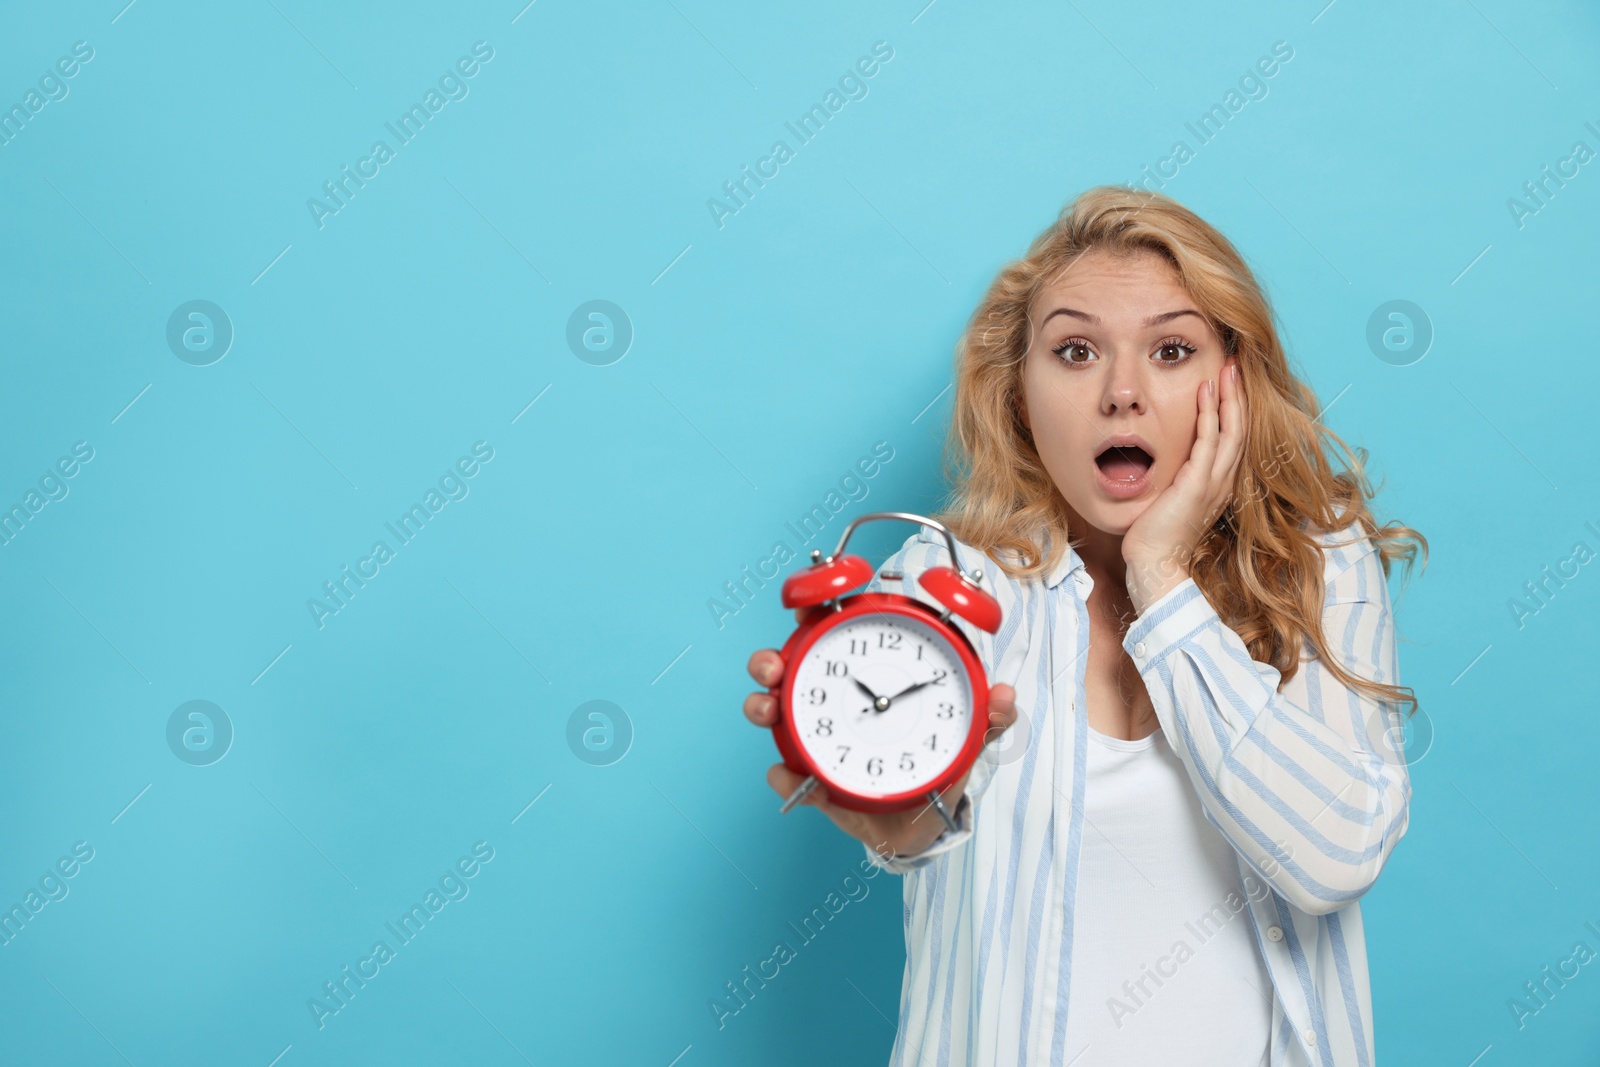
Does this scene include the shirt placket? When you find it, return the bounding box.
[1035,569,1092,1064]
[1241,886,1317,1065]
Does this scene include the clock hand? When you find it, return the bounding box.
[853,678,883,704]
[854,678,892,715]
[888,678,937,702]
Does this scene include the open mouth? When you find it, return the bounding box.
[1094,443,1155,483]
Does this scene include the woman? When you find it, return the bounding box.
[742,185,1425,1066]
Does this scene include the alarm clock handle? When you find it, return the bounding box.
[778,774,819,814]
[824,511,975,583]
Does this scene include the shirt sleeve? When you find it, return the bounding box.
[1121,528,1412,915]
[856,530,1015,876]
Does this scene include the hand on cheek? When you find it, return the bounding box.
[1122,357,1247,615]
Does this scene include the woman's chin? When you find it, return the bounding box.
[1070,497,1149,538]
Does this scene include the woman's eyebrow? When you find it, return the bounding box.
[1144,309,1206,327]
[1040,307,1205,328]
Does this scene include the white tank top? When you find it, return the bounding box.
[1062,724,1274,1066]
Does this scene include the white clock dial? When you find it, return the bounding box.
[789,612,975,799]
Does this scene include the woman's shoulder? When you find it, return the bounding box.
[1306,508,1384,593]
[870,526,1006,581]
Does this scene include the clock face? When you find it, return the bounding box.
[788,610,975,800]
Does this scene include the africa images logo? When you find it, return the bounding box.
[305,42,495,230]
[705,40,895,230]
[307,842,495,1030]
[306,441,494,629]
[706,440,895,630]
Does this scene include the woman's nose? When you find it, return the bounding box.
[1100,355,1146,414]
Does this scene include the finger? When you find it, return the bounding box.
[1183,376,1220,488]
[987,683,1018,731]
[1200,372,1222,451]
[766,761,808,800]
[1214,359,1246,485]
[1219,359,1241,440]
[743,691,777,727]
[766,763,833,809]
[747,648,784,687]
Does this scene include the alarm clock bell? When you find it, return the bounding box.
[769,512,1002,835]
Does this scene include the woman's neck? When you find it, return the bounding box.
[1065,515,1143,634]
[1065,511,1127,587]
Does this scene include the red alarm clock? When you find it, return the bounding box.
[770,512,1002,833]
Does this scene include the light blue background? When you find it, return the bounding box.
[2,1,1597,1063]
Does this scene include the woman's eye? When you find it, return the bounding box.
[1155,340,1198,363]
[1051,341,1094,363]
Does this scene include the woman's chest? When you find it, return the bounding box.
[1080,613,1159,742]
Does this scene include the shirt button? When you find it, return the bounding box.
[1133,641,1147,657]
[1302,1027,1317,1045]
[1266,926,1284,942]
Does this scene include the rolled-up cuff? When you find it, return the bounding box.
[1123,578,1216,670]
[862,793,974,875]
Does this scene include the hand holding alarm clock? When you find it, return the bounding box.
[741,512,1019,859]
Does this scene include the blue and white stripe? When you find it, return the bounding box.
[861,516,1409,1066]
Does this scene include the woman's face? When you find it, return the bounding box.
[1019,248,1232,540]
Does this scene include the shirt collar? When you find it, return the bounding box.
[1042,534,1087,590]
[930,528,1085,592]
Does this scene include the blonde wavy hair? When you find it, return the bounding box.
[935,185,1427,717]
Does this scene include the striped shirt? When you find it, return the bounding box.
[860,515,1410,1066]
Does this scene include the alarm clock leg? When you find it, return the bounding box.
[926,790,960,834]
[779,775,820,814]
